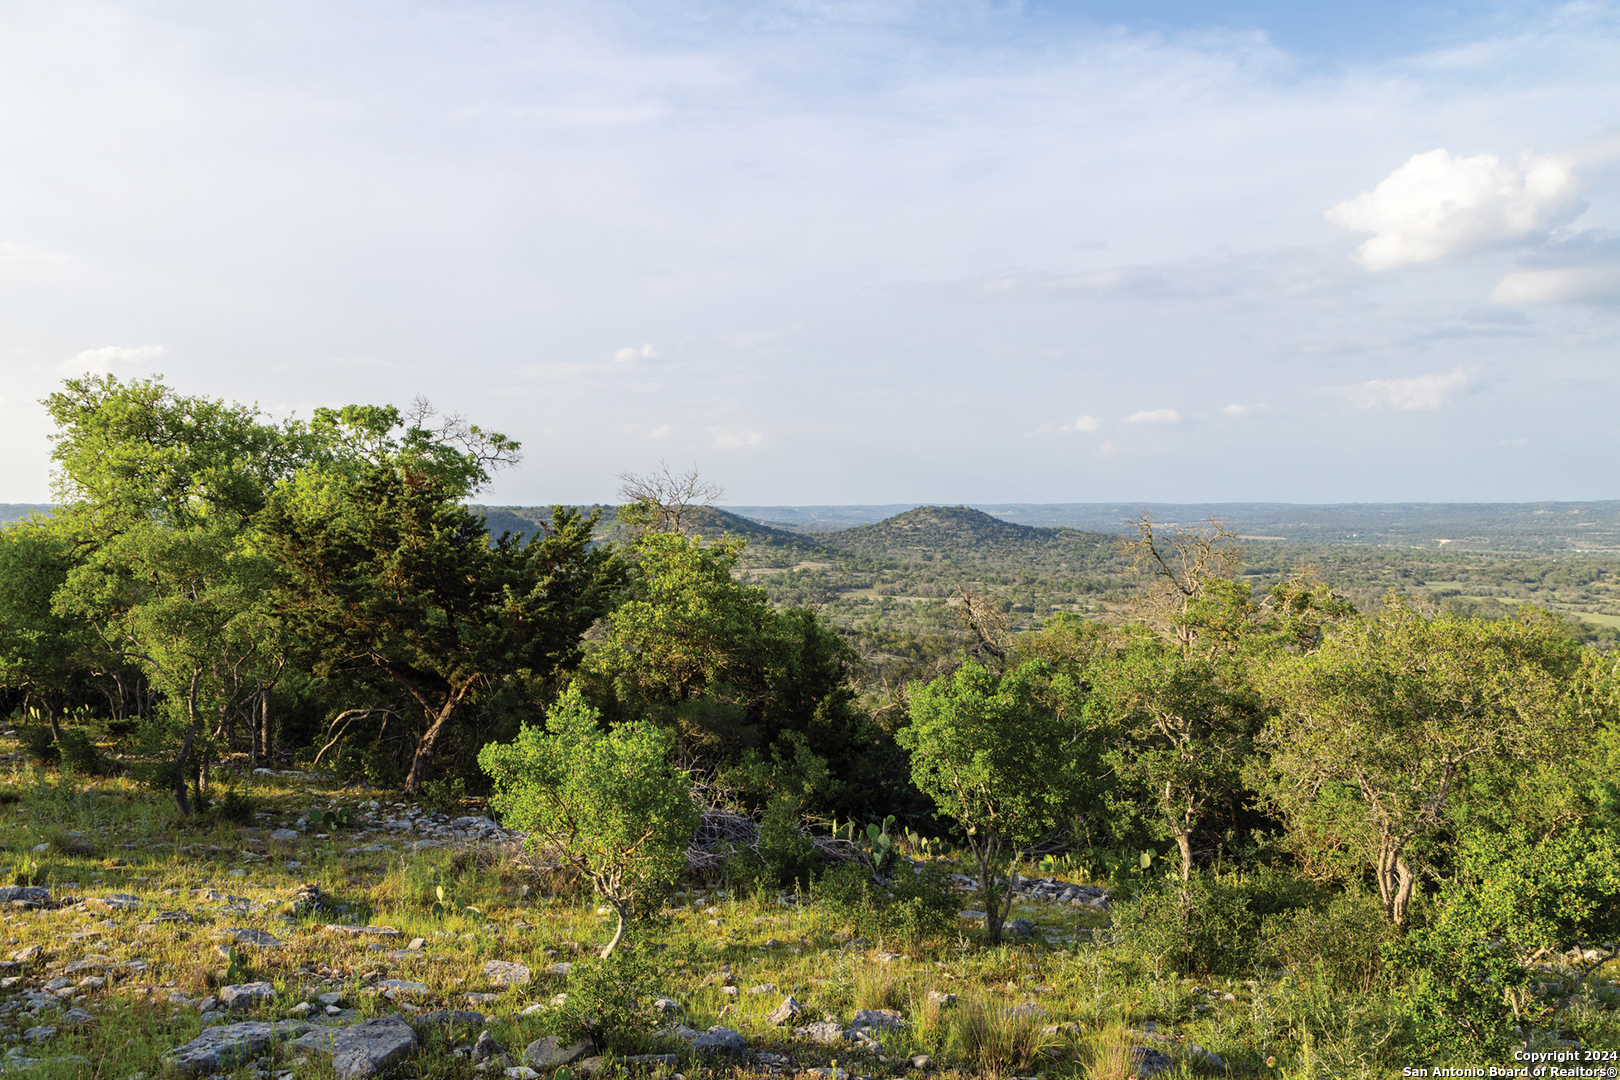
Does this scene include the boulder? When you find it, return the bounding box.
[471,1030,505,1064]
[330,1015,418,1080]
[1130,1046,1176,1078]
[691,1025,748,1055]
[165,1020,311,1074]
[1006,918,1035,938]
[796,1020,846,1045]
[524,1037,595,1068]
[219,982,277,1011]
[766,995,805,1026]
[482,960,530,988]
[377,979,430,1000]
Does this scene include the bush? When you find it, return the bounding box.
[757,794,821,888]
[213,788,257,826]
[19,726,58,766]
[1260,888,1393,993]
[558,941,694,1052]
[57,730,111,777]
[421,777,467,817]
[1111,874,1258,976]
[812,859,959,946]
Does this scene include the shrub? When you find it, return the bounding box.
[421,776,467,817]
[213,788,257,826]
[757,793,820,888]
[1111,874,1257,976]
[19,726,58,765]
[812,859,959,946]
[57,730,111,777]
[1260,889,1392,994]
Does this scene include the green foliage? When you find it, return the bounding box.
[1260,889,1394,994]
[213,788,257,826]
[56,729,111,777]
[1111,874,1260,977]
[9,856,43,886]
[420,777,467,817]
[898,660,1076,942]
[480,685,699,956]
[1260,600,1584,924]
[755,793,820,889]
[557,942,690,1052]
[811,859,959,945]
[306,806,353,830]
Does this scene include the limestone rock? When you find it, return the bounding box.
[482,960,530,988]
[219,982,277,1011]
[850,1008,902,1031]
[377,979,430,1000]
[691,1026,747,1055]
[471,1030,504,1064]
[165,1020,311,1074]
[1006,918,1035,938]
[269,829,299,841]
[330,1015,418,1080]
[1130,1046,1175,1078]
[766,995,805,1026]
[524,1037,595,1069]
[412,1009,485,1031]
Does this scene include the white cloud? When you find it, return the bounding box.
[709,425,764,450]
[614,343,658,362]
[1063,414,1101,432]
[1124,408,1183,424]
[61,344,166,374]
[1326,149,1585,270]
[1491,266,1620,306]
[0,241,67,265]
[1347,368,1472,410]
[647,424,673,440]
[1223,404,1249,418]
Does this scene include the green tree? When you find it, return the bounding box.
[262,412,621,792]
[40,375,304,813]
[480,685,698,957]
[1260,601,1583,924]
[0,518,103,740]
[898,661,1074,943]
[1086,635,1254,882]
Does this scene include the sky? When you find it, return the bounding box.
[2,0,1618,506]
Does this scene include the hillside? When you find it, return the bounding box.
[819,505,1124,572]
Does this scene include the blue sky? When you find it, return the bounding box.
[2,1,1617,505]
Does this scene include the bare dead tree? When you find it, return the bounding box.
[406,396,523,487]
[1121,513,1243,652]
[956,585,1011,673]
[617,461,724,535]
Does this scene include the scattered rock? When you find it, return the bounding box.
[504,1069,539,1080]
[652,996,682,1015]
[471,1030,505,1064]
[1006,918,1035,938]
[165,1020,311,1074]
[377,979,430,1000]
[909,1054,932,1070]
[0,887,50,904]
[269,830,299,842]
[9,946,41,963]
[766,995,805,1026]
[482,960,530,988]
[747,983,776,995]
[88,894,141,911]
[413,1009,485,1031]
[1006,1002,1046,1020]
[796,1020,846,1045]
[924,991,957,1009]
[850,1008,902,1031]
[545,962,571,976]
[329,1015,418,1080]
[691,1026,748,1055]
[524,1037,595,1069]
[1187,1044,1226,1071]
[22,1026,55,1043]
[219,982,277,1011]
[1130,1046,1176,1078]
[322,924,402,938]
[221,928,283,948]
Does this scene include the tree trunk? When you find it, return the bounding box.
[976,838,1009,945]
[402,691,465,795]
[1390,855,1416,926]
[601,899,630,959]
[1174,827,1193,883]
[172,670,202,817]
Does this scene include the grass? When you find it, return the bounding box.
[0,741,1612,1080]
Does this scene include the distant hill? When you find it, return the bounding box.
[820,505,1123,573]
[466,504,832,567]
[0,504,54,526]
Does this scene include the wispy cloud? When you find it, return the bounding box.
[1345,368,1473,410]
[709,425,763,450]
[1492,266,1620,307]
[61,344,166,374]
[1063,414,1102,432]
[614,343,659,362]
[1125,409,1183,424]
